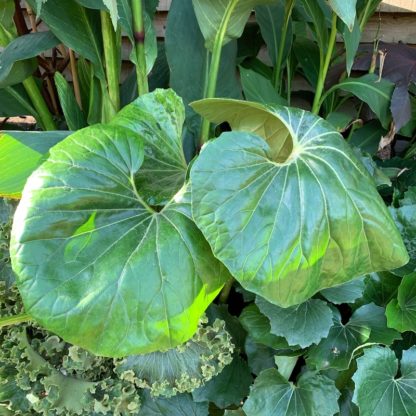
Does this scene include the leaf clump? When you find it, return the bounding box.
[115,318,235,398]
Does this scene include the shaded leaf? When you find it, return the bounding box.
[192,0,274,51]
[244,337,276,375]
[243,368,340,416]
[192,356,253,408]
[352,346,416,416]
[54,72,87,131]
[307,303,400,371]
[239,304,291,349]
[331,74,394,129]
[240,67,286,105]
[206,304,247,350]
[349,120,386,156]
[293,37,320,88]
[256,297,333,348]
[190,99,408,307]
[298,0,328,50]
[0,84,37,118]
[386,273,416,332]
[255,2,293,65]
[389,194,416,276]
[341,18,361,75]
[0,31,58,86]
[362,272,401,307]
[27,0,105,78]
[139,390,209,416]
[320,277,365,304]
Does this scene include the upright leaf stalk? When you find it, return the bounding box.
[132,0,149,97]
[312,13,338,115]
[272,0,295,94]
[200,0,239,145]
[101,11,121,116]
[22,77,57,130]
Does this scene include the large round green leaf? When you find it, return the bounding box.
[11,123,227,357]
[111,89,188,206]
[190,99,409,307]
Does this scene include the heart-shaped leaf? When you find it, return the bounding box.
[386,273,416,332]
[352,346,416,416]
[11,91,228,357]
[239,304,292,350]
[243,368,340,416]
[190,99,409,307]
[256,297,333,348]
[307,303,400,371]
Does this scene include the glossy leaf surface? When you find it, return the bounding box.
[54,72,87,131]
[256,297,333,348]
[11,96,228,357]
[352,346,416,416]
[0,131,70,199]
[243,368,340,416]
[239,304,291,349]
[190,99,408,307]
[327,0,357,30]
[192,356,253,408]
[28,0,105,78]
[0,31,58,86]
[320,277,365,304]
[331,74,394,129]
[307,303,400,371]
[386,273,416,332]
[110,89,187,206]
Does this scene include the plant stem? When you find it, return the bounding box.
[311,13,338,115]
[219,278,235,303]
[0,313,31,329]
[131,0,149,97]
[200,0,238,145]
[69,49,83,109]
[22,76,56,130]
[272,0,295,93]
[100,11,120,115]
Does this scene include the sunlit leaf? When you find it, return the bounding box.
[190,99,408,307]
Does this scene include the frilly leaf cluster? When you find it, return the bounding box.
[115,317,235,398]
[0,321,141,415]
